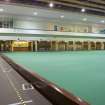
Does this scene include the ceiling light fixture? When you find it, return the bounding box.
[0,8,4,12]
[100,20,105,23]
[33,12,38,16]
[60,15,64,18]
[83,18,87,21]
[81,8,86,13]
[49,2,54,8]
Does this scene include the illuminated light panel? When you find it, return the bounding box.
[33,12,38,16]
[100,20,105,23]
[83,18,87,21]
[0,8,4,12]
[81,8,86,13]
[60,15,64,18]
[49,2,54,8]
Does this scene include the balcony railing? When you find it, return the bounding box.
[0,28,104,38]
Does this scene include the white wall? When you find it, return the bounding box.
[13,19,48,30]
[13,18,92,32]
[13,17,105,33]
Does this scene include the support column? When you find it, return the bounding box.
[35,41,38,52]
[73,41,76,51]
[31,41,33,51]
[101,42,104,50]
[88,41,91,50]
[55,41,58,51]
[50,41,53,51]
[11,41,14,52]
[66,42,69,51]
[64,42,66,51]
[11,45,13,52]
[94,42,96,50]
[32,41,34,51]
[81,41,83,50]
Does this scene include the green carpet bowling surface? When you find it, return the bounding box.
[4,51,105,105]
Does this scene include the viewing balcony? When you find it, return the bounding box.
[0,28,104,39]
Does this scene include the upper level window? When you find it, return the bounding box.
[0,18,13,28]
[0,22,2,28]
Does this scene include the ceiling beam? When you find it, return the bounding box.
[38,0,105,13]
[53,0,105,10]
[78,0,105,5]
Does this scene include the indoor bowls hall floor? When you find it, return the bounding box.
[4,51,105,105]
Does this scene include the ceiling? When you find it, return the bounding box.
[0,3,105,25]
[37,0,105,16]
[0,0,105,16]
